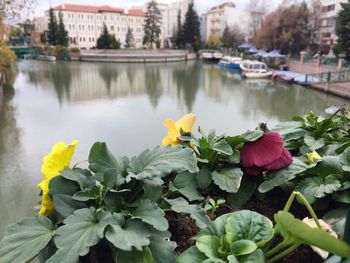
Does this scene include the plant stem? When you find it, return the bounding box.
[267,244,300,263]
[295,192,322,229]
[266,240,291,258]
[283,191,296,212]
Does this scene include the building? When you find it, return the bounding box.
[319,0,347,49]
[204,2,252,43]
[42,4,146,49]
[200,14,207,44]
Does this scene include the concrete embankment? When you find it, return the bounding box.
[80,49,197,63]
[306,82,350,99]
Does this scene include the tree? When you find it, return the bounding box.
[221,25,245,49]
[246,0,269,42]
[256,3,310,55]
[47,8,58,46]
[143,0,162,49]
[206,35,221,48]
[97,24,120,49]
[57,11,68,46]
[182,2,201,51]
[175,10,184,48]
[308,0,322,51]
[125,27,135,48]
[336,0,350,59]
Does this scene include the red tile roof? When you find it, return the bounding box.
[52,4,145,16]
[52,4,123,13]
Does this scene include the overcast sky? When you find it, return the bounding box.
[35,0,283,16]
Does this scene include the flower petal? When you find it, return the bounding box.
[245,166,265,176]
[175,113,196,133]
[241,132,283,168]
[162,119,180,146]
[262,148,292,171]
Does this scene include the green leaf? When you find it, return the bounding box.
[142,183,163,202]
[275,211,350,258]
[227,130,263,147]
[230,240,257,256]
[309,156,343,177]
[304,135,325,151]
[177,247,207,263]
[166,198,210,229]
[225,210,273,247]
[53,194,87,218]
[169,173,204,201]
[72,189,99,202]
[333,191,350,204]
[97,212,125,238]
[196,167,213,190]
[59,168,94,190]
[46,208,105,263]
[227,178,256,209]
[197,214,230,238]
[196,235,221,259]
[240,249,265,263]
[212,168,243,193]
[116,246,153,263]
[149,232,177,263]
[340,147,350,171]
[128,146,198,184]
[323,208,348,239]
[0,217,54,263]
[258,158,308,193]
[49,176,79,196]
[105,219,151,251]
[103,191,124,212]
[296,175,342,204]
[132,199,169,231]
[202,258,225,263]
[88,142,128,186]
[272,121,304,137]
[212,140,233,156]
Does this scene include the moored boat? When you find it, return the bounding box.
[212,51,224,61]
[37,55,56,61]
[272,73,295,84]
[218,56,242,69]
[200,52,214,62]
[240,60,272,79]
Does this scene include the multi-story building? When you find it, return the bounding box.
[319,0,347,48]
[42,4,146,49]
[204,2,253,43]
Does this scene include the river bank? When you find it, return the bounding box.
[79,49,197,63]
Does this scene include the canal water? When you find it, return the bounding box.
[0,60,347,237]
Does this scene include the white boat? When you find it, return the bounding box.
[240,60,272,78]
[37,55,56,61]
[201,52,214,61]
[218,56,242,69]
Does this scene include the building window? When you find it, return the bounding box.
[111,26,114,31]
[83,37,85,42]
[79,25,81,30]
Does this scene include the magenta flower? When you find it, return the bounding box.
[241,132,292,176]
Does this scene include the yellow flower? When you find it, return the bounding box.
[37,140,79,216]
[302,217,338,259]
[306,151,322,164]
[162,113,196,147]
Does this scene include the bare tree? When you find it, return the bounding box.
[308,0,322,52]
[246,0,269,42]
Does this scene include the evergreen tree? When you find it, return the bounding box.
[125,27,135,48]
[175,10,184,48]
[221,25,232,48]
[110,34,121,49]
[57,11,68,46]
[143,0,162,49]
[182,3,201,51]
[336,1,350,58]
[97,24,111,49]
[47,8,58,46]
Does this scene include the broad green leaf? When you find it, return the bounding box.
[227,178,256,209]
[212,140,233,155]
[142,183,163,202]
[105,219,151,251]
[49,176,79,196]
[166,198,210,229]
[72,189,99,202]
[258,158,308,193]
[149,232,177,263]
[309,156,343,177]
[53,194,87,218]
[116,246,153,263]
[227,255,239,263]
[177,247,207,263]
[240,249,265,263]
[272,121,304,138]
[132,199,169,231]
[332,191,350,204]
[296,175,342,204]
[169,173,203,201]
[196,235,221,259]
[46,208,105,263]
[60,168,94,190]
[212,168,243,193]
[97,212,125,238]
[227,130,263,147]
[103,191,124,212]
[88,142,128,186]
[323,208,348,239]
[197,214,230,239]
[340,147,350,171]
[0,217,54,263]
[128,146,198,184]
[275,211,350,258]
[196,167,213,190]
[203,259,225,263]
[230,240,257,256]
[304,135,325,151]
[225,210,273,247]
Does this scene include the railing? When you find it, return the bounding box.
[305,70,350,84]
